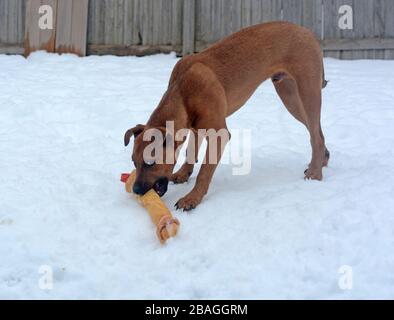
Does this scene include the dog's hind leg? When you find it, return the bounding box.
[297,75,329,180]
[273,76,308,126]
[273,76,329,180]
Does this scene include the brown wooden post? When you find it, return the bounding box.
[56,0,89,56]
[24,0,89,57]
[24,0,58,57]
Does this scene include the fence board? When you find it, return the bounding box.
[183,0,196,56]
[7,0,15,43]
[55,0,89,56]
[241,0,252,27]
[383,0,394,59]
[24,0,58,57]
[56,0,73,52]
[269,0,283,21]
[71,0,89,55]
[132,0,141,44]
[283,0,303,25]
[251,0,262,25]
[25,0,41,55]
[261,0,273,23]
[172,0,183,46]
[302,0,323,38]
[152,0,162,45]
[0,0,7,44]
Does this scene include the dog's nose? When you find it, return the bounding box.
[133,182,148,195]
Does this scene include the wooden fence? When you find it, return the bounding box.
[24,0,90,57]
[0,0,25,54]
[1,0,394,59]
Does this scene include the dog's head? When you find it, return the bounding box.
[124,124,178,197]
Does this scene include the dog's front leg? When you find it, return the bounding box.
[175,124,230,211]
[170,129,203,184]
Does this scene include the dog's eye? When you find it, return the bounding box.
[144,160,155,168]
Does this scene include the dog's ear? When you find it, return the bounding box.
[124,124,146,146]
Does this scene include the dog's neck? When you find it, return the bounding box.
[147,88,190,132]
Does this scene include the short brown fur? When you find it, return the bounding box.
[124,22,330,211]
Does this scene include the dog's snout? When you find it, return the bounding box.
[132,182,149,195]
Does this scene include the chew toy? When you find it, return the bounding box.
[121,171,180,244]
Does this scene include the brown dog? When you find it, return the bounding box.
[124,21,330,211]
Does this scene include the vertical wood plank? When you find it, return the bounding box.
[227,0,238,32]
[195,0,204,44]
[152,0,161,44]
[231,0,242,33]
[251,0,262,25]
[182,0,196,55]
[25,0,40,50]
[217,0,225,39]
[87,0,94,44]
[122,0,130,45]
[302,0,323,38]
[241,0,252,28]
[70,0,89,55]
[383,0,394,37]
[383,0,394,59]
[271,0,283,20]
[7,0,16,43]
[373,0,385,38]
[15,0,24,44]
[56,0,89,56]
[89,0,105,45]
[55,0,72,51]
[323,0,338,39]
[133,0,141,45]
[39,0,57,47]
[323,0,355,41]
[0,0,8,44]
[163,0,172,44]
[261,0,272,23]
[351,0,373,59]
[24,0,58,57]
[114,0,124,45]
[104,0,114,45]
[172,0,183,47]
[99,0,106,44]
[338,0,355,40]
[282,0,302,25]
[353,0,374,39]
[141,0,147,45]
[221,0,232,36]
[210,0,220,42]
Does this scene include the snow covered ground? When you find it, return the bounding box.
[1,51,394,299]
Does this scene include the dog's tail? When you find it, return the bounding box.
[322,63,328,89]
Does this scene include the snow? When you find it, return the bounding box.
[1,51,394,299]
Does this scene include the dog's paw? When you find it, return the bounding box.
[323,149,330,167]
[175,193,202,211]
[304,167,323,181]
[170,170,192,184]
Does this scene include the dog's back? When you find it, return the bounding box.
[171,22,325,112]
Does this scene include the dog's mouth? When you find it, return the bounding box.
[153,177,169,197]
